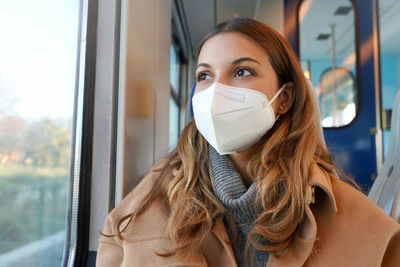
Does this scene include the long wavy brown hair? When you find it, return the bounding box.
[105,18,346,261]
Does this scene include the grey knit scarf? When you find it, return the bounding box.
[209,146,269,267]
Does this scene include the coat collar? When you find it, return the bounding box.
[211,163,338,267]
[308,163,338,212]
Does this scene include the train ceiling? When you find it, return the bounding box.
[180,0,259,56]
[180,0,400,58]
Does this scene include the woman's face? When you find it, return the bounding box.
[195,32,281,113]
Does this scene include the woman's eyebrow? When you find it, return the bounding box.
[232,57,260,65]
[196,63,211,70]
[196,57,260,70]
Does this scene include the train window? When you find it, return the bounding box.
[169,15,188,149]
[169,94,180,148]
[170,44,181,148]
[170,45,181,96]
[319,67,356,126]
[299,0,358,128]
[0,0,83,266]
[378,0,400,159]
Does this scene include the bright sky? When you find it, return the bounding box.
[0,0,79,120]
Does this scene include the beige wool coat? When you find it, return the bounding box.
[97,162,400,266]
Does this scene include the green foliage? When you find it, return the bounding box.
[0,116,72,168]
[22,118,72,167]
[0,110,73,254]
[0,167,68,254]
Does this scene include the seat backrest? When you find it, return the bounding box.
[391,186,400,222]
[368,90,400,217]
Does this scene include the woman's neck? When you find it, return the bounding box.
[228,141,262,188]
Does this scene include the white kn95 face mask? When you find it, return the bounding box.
[192,82,284,155]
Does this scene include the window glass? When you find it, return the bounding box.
[169,96,179,148]
[319,68,356,126]
[299,0,358,127]
[0,0,80,266]
[169,38,185,149]
[170,45,181,95]
[378,0,400,159]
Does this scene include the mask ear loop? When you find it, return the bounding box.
[270,83,289,120]
[268,83,287,105]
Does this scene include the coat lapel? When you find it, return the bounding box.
[211,217,238,267]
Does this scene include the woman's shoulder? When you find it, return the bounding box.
[331,175,399,230]
[310,163,398,229]
[307,165,400,265]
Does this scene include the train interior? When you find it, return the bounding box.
[0,0,399,266]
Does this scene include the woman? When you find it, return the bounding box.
[97,18,400,266]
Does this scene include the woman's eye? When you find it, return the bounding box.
[235,68,254,77]
[196,72,211,82]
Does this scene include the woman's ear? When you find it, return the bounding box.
[277,82,295,115]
